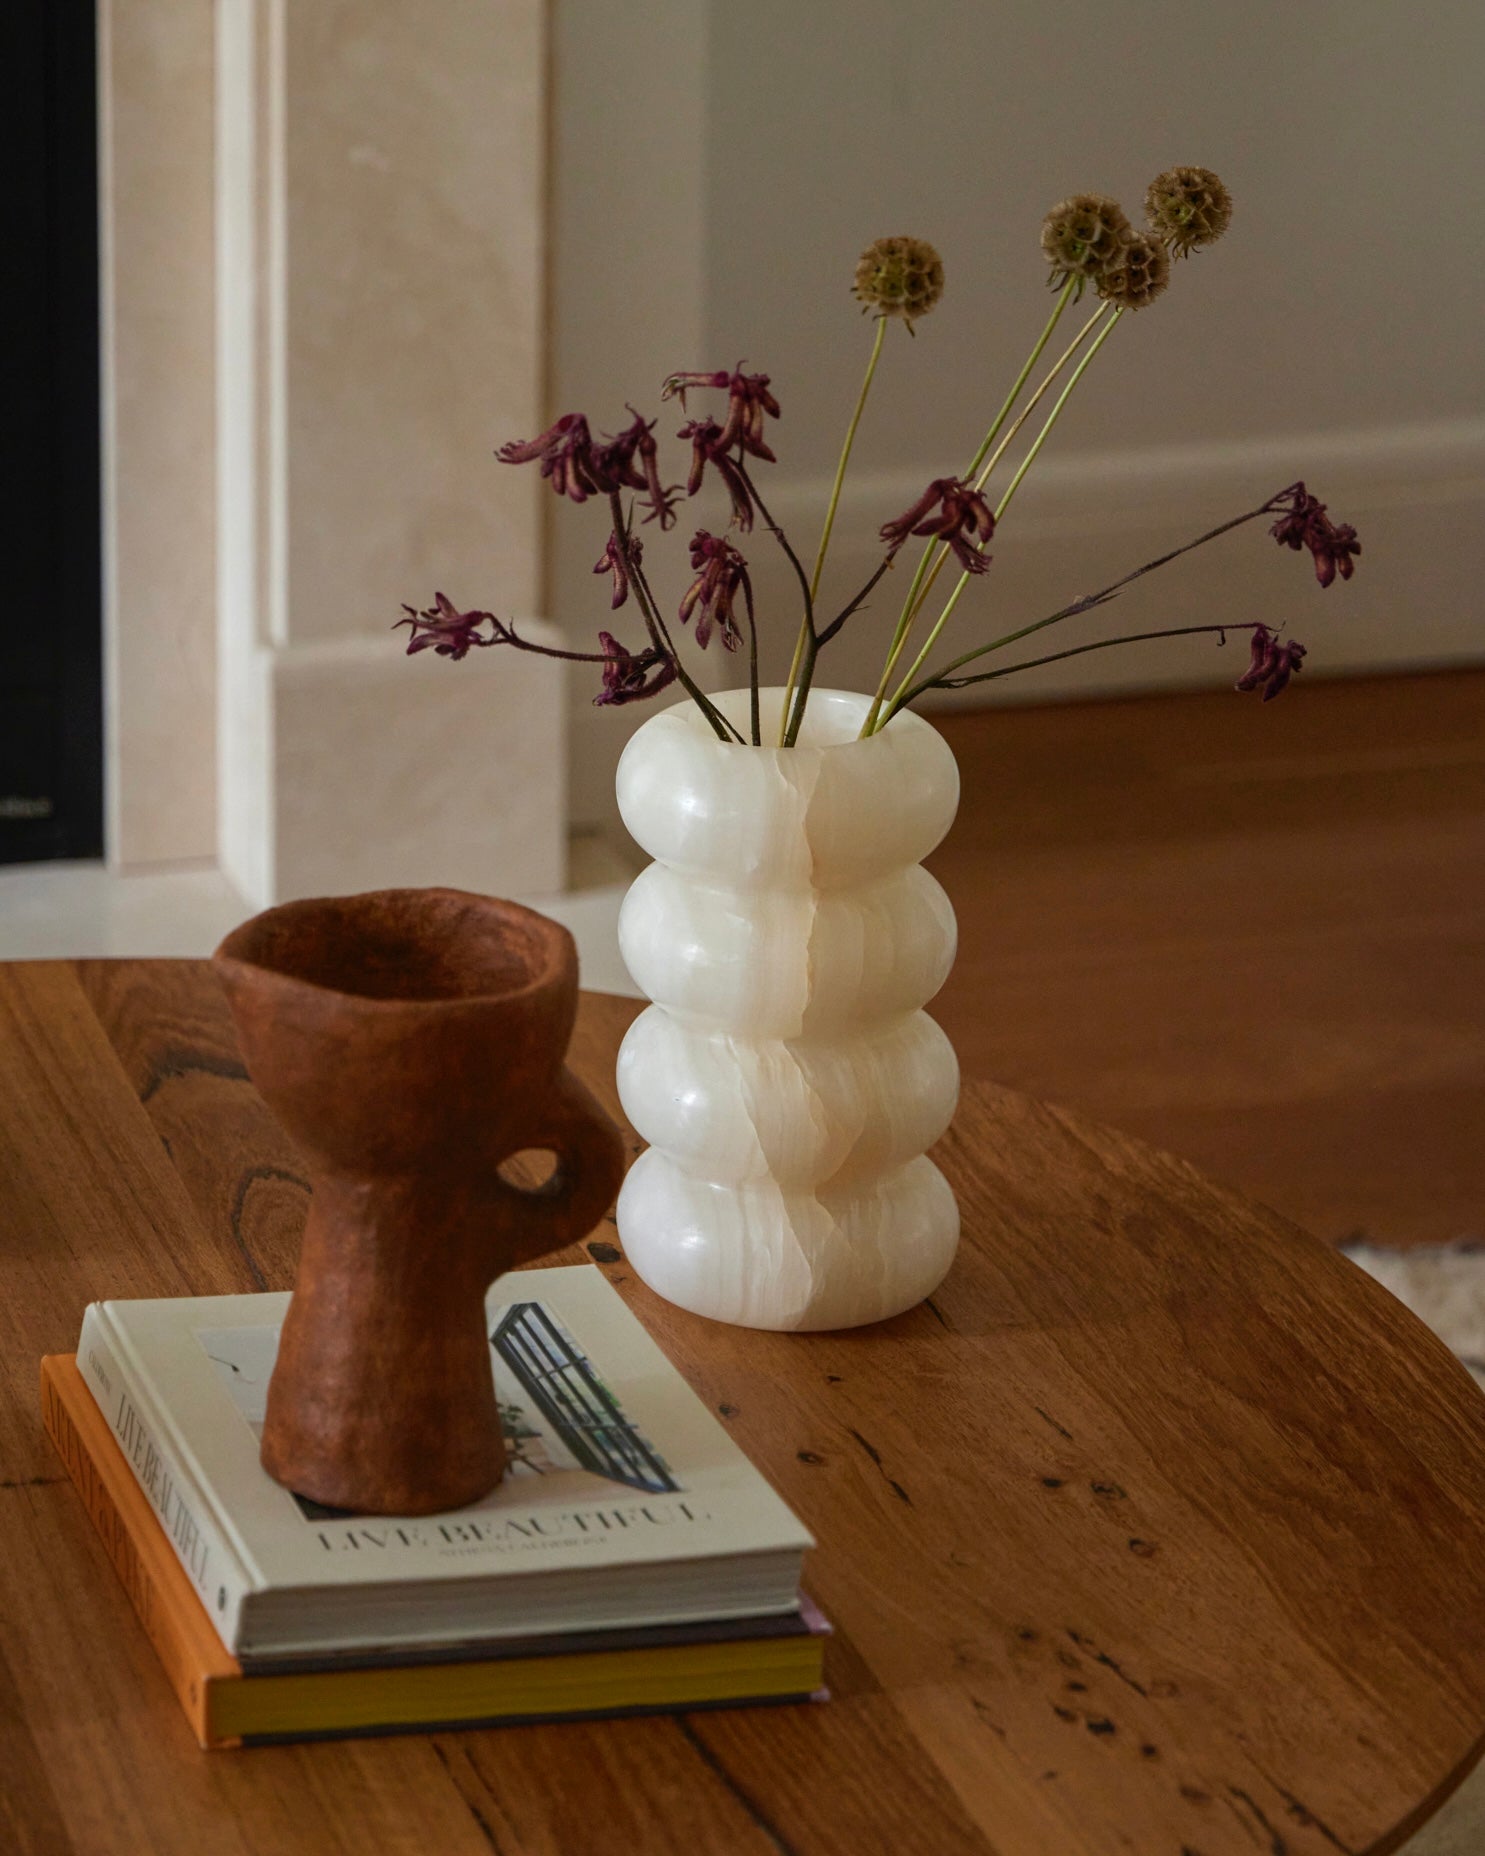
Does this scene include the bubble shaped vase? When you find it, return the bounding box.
[615,687,960,1331]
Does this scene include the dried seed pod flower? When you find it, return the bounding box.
[1040,195,1130,295]
[852,236,945,327]
[1145,166,1233,257]
[1098,230,1171,311]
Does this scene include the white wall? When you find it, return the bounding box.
[552,0,1484,825]
[99,0,218,870]
[549,0,712,825]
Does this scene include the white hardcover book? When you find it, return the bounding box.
[76,1265,812,1660]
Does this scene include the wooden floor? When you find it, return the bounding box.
[924,668,1485,1249]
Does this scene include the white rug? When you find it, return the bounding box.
[1339,1242,1485,1854]
[1343,1242,1485,1391]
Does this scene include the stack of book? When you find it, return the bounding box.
[42,1264,823,1748]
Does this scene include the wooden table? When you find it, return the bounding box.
[4,960,1485,1856]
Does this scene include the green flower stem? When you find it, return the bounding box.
[857,547,936,737]
[875,308,1124,729]
[741,570,761,746]
[964,276,1078,480]
[992,306,1122,524]
[779,314,888,744]
[859,279,1079,738]
[971,301,1111,495]
[867,299,1113,724]
[812,315,889,601]
[909,305,1112,637]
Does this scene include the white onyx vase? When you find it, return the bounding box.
[614,687,960,1331]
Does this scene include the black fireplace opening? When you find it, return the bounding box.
[1,2,103,864]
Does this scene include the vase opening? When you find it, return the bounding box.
[677,687,914,753]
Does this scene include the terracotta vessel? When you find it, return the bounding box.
[213,888,625,1516]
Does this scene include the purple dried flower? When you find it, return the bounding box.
[678,417,757,530]
[395,592,495,660]
[593,531,639,610]
[589,409,650,491]
[594,631,679,706]
[663,367,780,463]
[880,477,996,574]
[635,428,681,528]
[677,531,748,651]
[663,366,780,534]
[1269,482,1361,589]
[496,413,605,505]
[717,369,780,463]
[497,408,680,525]
[1235,623,1306,701]
[591,409,681,528]
[663,367,732,405]
[679,416,724,498]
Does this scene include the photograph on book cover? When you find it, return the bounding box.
[200,1300,680,1524]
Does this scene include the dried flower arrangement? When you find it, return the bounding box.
[399,166,1358,747]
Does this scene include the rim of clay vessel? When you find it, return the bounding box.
[654,686,935,756]
[212,887,572,1011]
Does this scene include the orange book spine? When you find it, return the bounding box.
[40,1354,241,1749]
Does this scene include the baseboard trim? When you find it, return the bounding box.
[764,417,1485,536]
[218,620,567,908]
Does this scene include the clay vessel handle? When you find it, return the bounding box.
[494,1070,627,1267]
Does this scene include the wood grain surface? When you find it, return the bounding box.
[3,959,1485,1856]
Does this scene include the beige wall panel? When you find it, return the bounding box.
[282,0,544,647]
[100,0,218,869]
[272,626,565,903]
